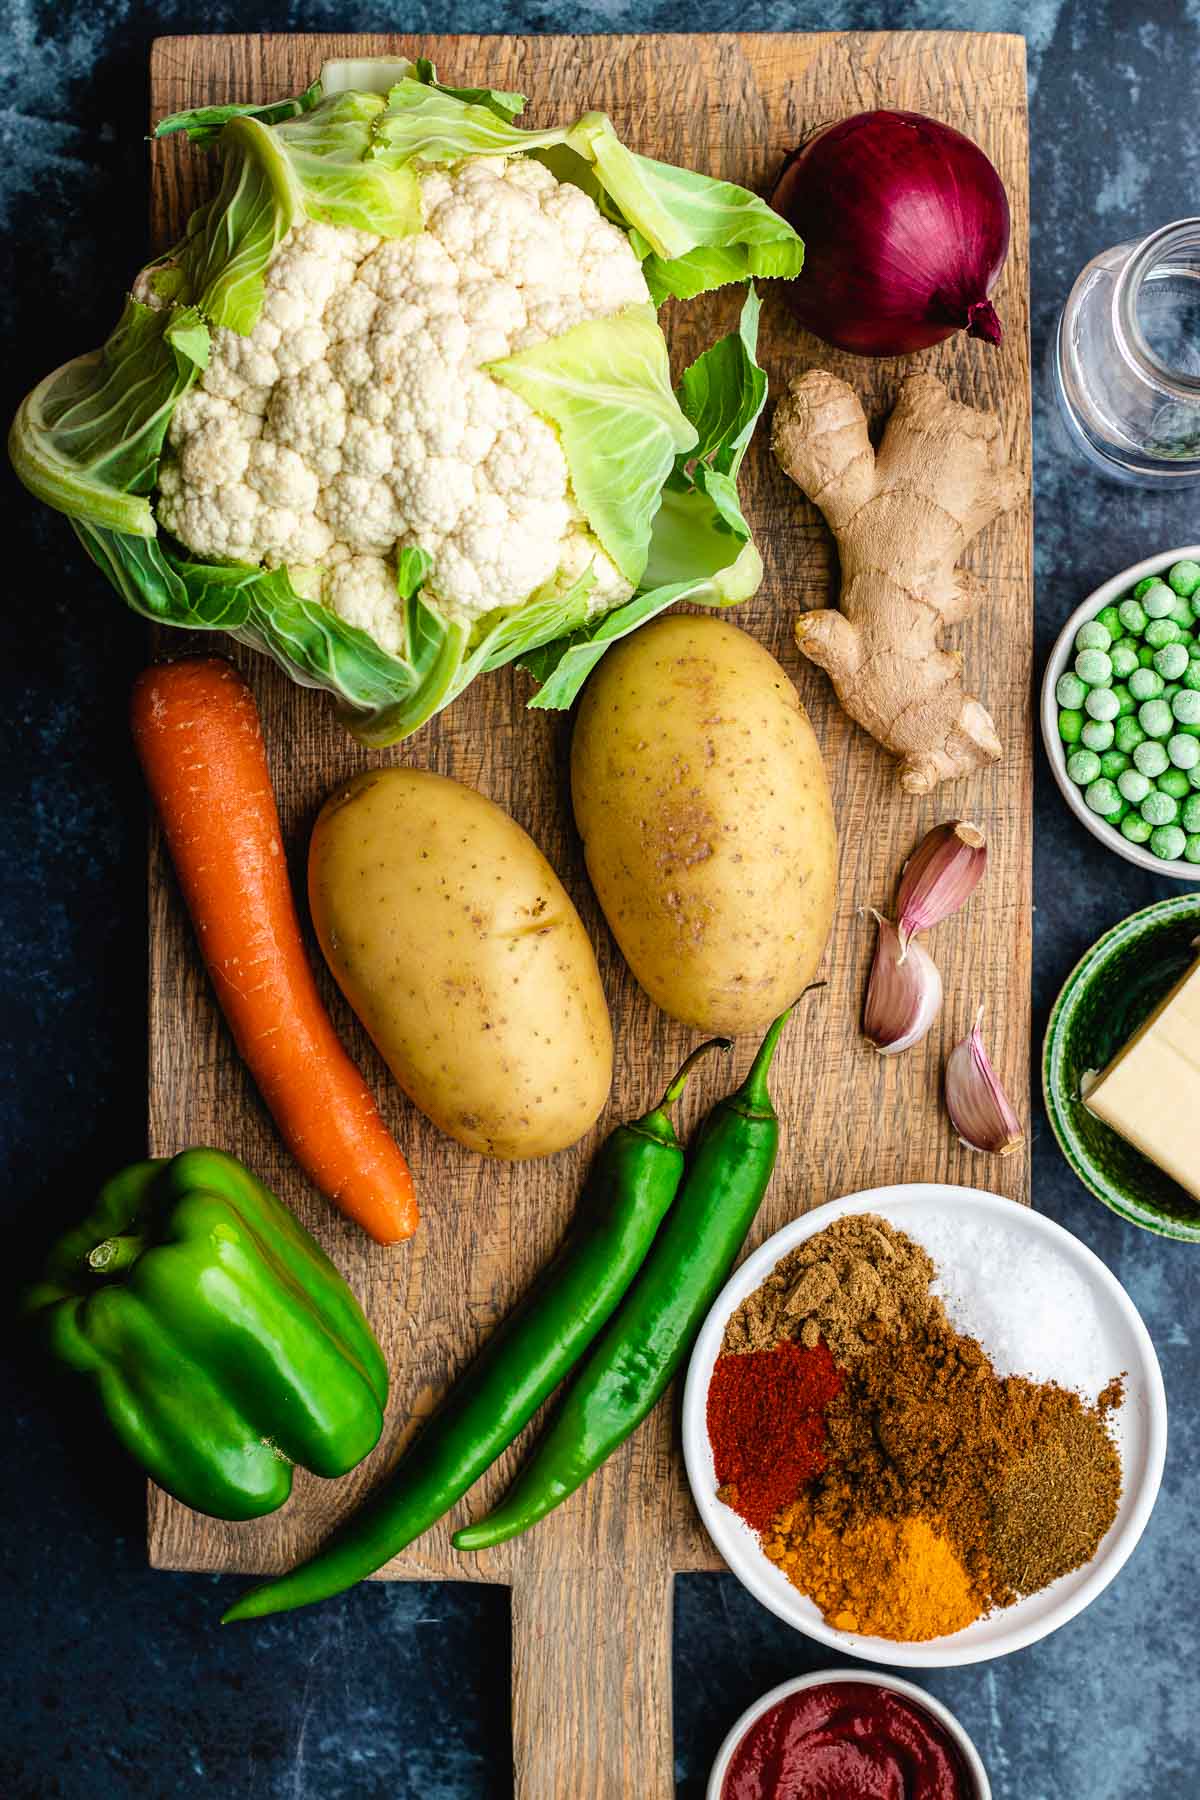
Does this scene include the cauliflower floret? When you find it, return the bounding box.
[157,154,649,633]
[318,471,405,553]
[157,477,261,564]
[341,417,395,480]
[274,322,329,377]
[245,440,320,513]
[280,511,336,566]
[168,388,254,449]
[325,285,379,342]
[555,528,632,614]
[267,366,349,456]
[179,418,252,493]
[327,555,405,654]
[390,456,478,541]
[208,324,280,393]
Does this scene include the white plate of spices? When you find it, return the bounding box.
[681,1185,1167,1668]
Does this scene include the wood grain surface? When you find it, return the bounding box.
[145,32,1032,1796]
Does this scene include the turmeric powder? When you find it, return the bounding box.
[763,1500,982,1641]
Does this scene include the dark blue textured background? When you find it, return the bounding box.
[4,3,1198,1794]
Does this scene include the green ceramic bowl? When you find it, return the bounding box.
[1044,895,1200,1240]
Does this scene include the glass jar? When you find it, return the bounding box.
[1050,217,1200,486]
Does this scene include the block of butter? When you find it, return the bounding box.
[1084,956,1200,1199]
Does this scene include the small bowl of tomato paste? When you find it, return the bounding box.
[706,1670,990,1800]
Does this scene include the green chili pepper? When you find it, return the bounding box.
[452,1006,796,1554]
[222,1037,728,1622]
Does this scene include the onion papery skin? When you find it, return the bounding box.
[770,109,1011,357]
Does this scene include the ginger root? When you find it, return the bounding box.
[771,370,1024,794]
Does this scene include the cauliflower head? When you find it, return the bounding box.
[158,158,646,652]
[11,59,800,742]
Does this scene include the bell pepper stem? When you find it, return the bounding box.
[88,1234,146,1275]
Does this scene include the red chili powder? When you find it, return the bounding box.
[707,1339,842,1531]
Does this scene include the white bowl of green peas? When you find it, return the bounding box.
[1042,545,1200,877]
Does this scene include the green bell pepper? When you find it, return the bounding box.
[22,1148,388,1520]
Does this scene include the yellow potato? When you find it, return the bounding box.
[309,768,612,1159]
[571,615,837,1035]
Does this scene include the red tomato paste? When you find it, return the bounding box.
[721,1681,974,1800]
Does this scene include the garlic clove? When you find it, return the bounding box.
[863,913,943,1054]
[897,821,988,953]
[945,1008,1025,1155]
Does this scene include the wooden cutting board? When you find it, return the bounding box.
[146,31,1032,1797]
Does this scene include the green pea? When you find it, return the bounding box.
[1154,642,1191,680]
[1168,559,1200,598]
[1099,748,1130,779]
[1186,834,1200,864]
[1114,715,1146,753]
[1056,671,1088,709]
[1159,767,1192,800]
[1109,642,1140,679]
[1058,708,1084,744]
[1139,698,1174,738]
[1096,604,1124,637]
[1081,718,1116,752]
[1085,687,1120,722]
[1133,577,1159,600]
[1189,763,1200,791]
[1151,824,1187,861]
[1075,620,1113,653]
[1174,688,1200,724]
[1122,814,1154,845]
[1067,748,1102,785]
[1118,768,1151,804]
[1142,582,1176,619]
[1120,598,1149,634]
[1146,618,1184,649]
[1085,778,1123,819]
[1169,733,1200,770]
[1075,648,1114,684]
[1110,682,1136,717]
[1181,662,1200,691]
[1165,683,1183,705]
[1129,667,1163,702]
[1134,739,1170,778]
[1181,793,1200,833]
[1138,645,1157,667]
[1170,596,1195,629]
[1141,789,1180,826]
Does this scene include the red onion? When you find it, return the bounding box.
[771,110,1010,356]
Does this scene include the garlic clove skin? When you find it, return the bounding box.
[863,913,943,1054]
[897,821,988,954]
[946,1008,1025,1155]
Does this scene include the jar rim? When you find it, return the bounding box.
[1113,217,1200,398]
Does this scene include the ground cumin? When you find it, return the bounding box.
[721,1214,944,1362]
[989,1405,1123,1594]
[764,1504,981,1641]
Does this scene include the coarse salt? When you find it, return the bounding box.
[909,1210,1114,1399]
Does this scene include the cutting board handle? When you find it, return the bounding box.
[511,1561,674,1798]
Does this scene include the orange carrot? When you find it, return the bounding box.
[131,657,418,1244]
